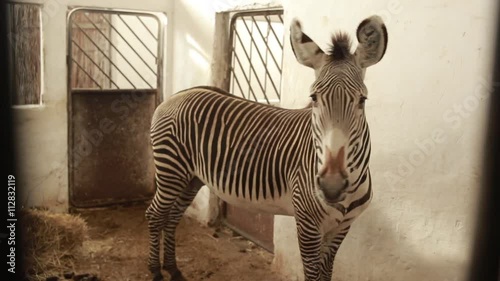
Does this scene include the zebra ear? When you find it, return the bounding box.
[354,15,388,68]
[290,18,327,74]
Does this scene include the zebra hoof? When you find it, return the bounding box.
[169,270,186,281]
[152,273,164,281]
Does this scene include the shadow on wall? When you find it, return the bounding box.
[335,203,468,281]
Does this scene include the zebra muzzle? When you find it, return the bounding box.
[317,146,349,202]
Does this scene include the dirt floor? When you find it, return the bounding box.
[72,203,284,281]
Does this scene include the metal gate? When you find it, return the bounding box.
[67,8,167,208]
[223,9,284,253]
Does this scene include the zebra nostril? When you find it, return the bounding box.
[343,179,349,189]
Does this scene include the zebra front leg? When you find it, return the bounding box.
[319,227,350,281]
[295,217,323,281]
[162,178,203,281]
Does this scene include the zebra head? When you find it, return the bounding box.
[290,16,388,203]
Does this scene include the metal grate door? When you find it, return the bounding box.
[67,8,167,208]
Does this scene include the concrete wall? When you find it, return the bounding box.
[13,0,174,211]
[13,0,497,280]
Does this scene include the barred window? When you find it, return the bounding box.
[68,8,161,91]
[229,10,284,106]
[7,3,43,105]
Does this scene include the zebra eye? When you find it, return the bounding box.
[358,96,367,109]
[310,93,317,102]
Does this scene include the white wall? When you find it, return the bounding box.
[13,0,174,211]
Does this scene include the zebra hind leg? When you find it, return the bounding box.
[146,173,193,281]
[162,177,204,281]
[146,196,168,281]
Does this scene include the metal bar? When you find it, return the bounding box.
[105,15,113,89]
[71,40,120,89]
[72,21,137,89]
[263,23,270,99]
[277,17,284,103]
[233,27,269,103]
[69,7,164,18]
[117,14,157,60]
[99,14,157,76]
[232,49,259,102]
[251,16,282,73]
[79,14,154,88]
[241,17,279,100]
[264,15,284,51]
[71,88,157,95]
[229,23,246,99]
[247,18,254,100]
[271,23,283,102]
[249,17,281,98]
[154,13,167,103]
[71,58,103,89]
[278,14,283,23]
[230,41,236,94]
[137,16,158,41]
[230,10,283,20]
[230,66,246,99]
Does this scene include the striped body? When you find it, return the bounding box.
[151,86,372,222]
[152,87,309,216]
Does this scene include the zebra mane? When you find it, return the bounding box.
[327,32,352,61]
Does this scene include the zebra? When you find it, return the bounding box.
[145,15,388,281]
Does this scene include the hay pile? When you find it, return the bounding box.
[20,209,88,281]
